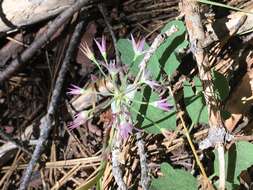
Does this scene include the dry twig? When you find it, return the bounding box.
[136,132,150,190]
[18,15,86,190]
[111,136,127,190]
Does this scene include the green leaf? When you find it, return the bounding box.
[214,142,253,186]
[117,39,139,76]
[212,70,230,101]
[193,76,203,93]
[147,53,161,79]
[130,87,176,134]
[117,39,160,78]
[117,39,134,65]
[152,20,188,78]
[183,81,208,124]
[150,163,198,190]
[117,20,188,80]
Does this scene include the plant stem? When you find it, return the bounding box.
[217,145,225,190]
[197,0,253,14]
[94,60,107,78]
[179,113,208,179]
[167,84,213,188]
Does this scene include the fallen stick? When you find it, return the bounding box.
[18,15,86,190]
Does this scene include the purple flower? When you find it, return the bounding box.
[94,35,106,60]
[67,84,85,95]
[79,42,96,62]
[103,60,120,77]
[90,74,98,81]
[118,122,133,140]
[131,34,145,60]
[145,80,160,90]
[151,99,173,112]
[141,70,160,89]
[68,111,89,130]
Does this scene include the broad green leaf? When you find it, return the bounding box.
[117,20,188,80]
[117,39,160,78]
[193,76,203,93]
[212,70,230,101]
[116,39,139,76]
[183,81,208,124]
[147,53,161,79]
[150,163,198,190]
[214,142,253,186]
[130,87,176,134]
[117,39,134,65]
[152,20,188,78]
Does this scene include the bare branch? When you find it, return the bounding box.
[111,137,127,190]
[18,16,86,190]
[136,132,150,190]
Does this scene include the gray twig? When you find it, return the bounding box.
[111,137,127,190]
[136,132,150,190]
[0,0,89,84]
[18,17,86,190]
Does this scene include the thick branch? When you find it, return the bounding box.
[182,0,223,128]
[182,0,226,188]
[0,0,76,32]
[0,0,89,84]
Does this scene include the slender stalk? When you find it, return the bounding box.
[179,113,208,179]
[167,84,213,188]
[197,0,253,14]
[217,145,225,190]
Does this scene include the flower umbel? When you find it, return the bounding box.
[131,34,145,61]
[103,60,120,77]
[94,35,107,60]
[79,42,96,62]
[68,111,89,130]
[118,122,133,140]
[150,99,173,112]
[67,84,85,95]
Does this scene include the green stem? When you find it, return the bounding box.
[197,0,253,14]
[94,60,107,78]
